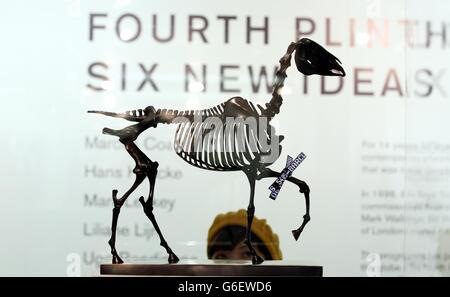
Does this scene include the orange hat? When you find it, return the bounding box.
[207,209,282,260]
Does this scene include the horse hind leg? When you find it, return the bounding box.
[139,161,179,264]
[104,122,154,264]
[108,161,146,264]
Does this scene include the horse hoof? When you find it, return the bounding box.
[168,253,180,264]
[252,255,264,265]
[112,255,124,264]
[292,229,301,241]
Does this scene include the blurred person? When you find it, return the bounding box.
[207,209,282,261]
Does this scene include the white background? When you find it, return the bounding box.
[1,0,450,276]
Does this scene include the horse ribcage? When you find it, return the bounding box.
[173,98,281,171]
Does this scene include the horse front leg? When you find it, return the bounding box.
[243,165,264,265]
[256,168,310,241]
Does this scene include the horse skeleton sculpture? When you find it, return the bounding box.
[89,38,345,265]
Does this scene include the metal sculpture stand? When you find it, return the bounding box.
[100,260,323,277]
[89,38,345,265]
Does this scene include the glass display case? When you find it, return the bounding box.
[1,0,449,277]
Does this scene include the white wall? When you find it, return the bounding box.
[0,0,449,276]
